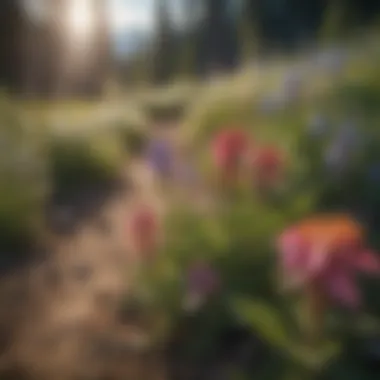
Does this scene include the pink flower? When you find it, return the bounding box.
[211,128,251,181]
[278,214,380,309]
[127,204,160,260]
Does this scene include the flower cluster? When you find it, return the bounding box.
[210,128,285,191]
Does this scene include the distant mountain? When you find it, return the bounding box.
[113,28,152,58]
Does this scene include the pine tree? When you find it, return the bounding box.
[152,0,175,84]
[320,0,352,44]
[88,0,111,96]
[177,0,200,79]
[239,0,259,64]
[0,0,26,94]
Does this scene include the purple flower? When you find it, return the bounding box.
[183,261,220,312]
[145,138,174,178]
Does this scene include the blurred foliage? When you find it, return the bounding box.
[112,117,149,156]
[141,84,196,124]
[48,131,125,197]
[0,92,48,254]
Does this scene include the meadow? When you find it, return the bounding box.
[2,32,380,380]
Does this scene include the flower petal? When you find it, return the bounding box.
[354,250,380,273]
[278,230,314,289]
[278,229,305,270]
[307,243,331,276]
[325,270,361,309]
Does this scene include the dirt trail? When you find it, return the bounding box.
[0,119,216,379]
[0,128,175,380]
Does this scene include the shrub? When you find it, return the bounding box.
[144,99,187,124]
[48,131,125,198]
[112,118,149,157]
[142,86,196,125]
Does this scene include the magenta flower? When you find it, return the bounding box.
[277,214,380,309]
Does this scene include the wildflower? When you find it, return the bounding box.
[183,261,220,312]
[307,113,329,137]
[127,204,160,260]
[145,138,174,179]
[211,128,250,182]
[249,145,284,189]
[324,139,351,175]
[278,214,380,308]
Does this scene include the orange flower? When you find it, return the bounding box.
[278,214,380,308]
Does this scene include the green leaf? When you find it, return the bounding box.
[286,341,341,370]
[287,190,318,219]
[231,297,291,350]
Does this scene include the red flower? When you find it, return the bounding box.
[211,128,250,179]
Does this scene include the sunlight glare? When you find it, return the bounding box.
[67,0,94,39]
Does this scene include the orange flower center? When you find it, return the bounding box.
[294,214,363,254]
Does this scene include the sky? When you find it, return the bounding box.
[25,0,159,32]
[108,0,191,56]
[108,0,155,33]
